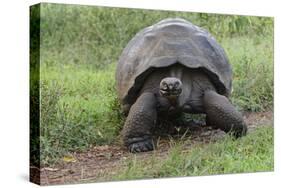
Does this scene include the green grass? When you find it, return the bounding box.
[40,64,124,164]
[38,3,273,69]
[30,3,274,166]
[108,126,273,181]
[39,36,273,165]
[223,35,273,111]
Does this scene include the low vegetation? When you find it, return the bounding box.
[109,126,273,181]
[30,3,274,168]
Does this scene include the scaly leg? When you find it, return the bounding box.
[203,90,247,137]
[122,92,157,152]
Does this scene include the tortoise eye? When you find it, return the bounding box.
[162,83,168,89]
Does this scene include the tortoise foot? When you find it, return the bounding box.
[127,136,154,153]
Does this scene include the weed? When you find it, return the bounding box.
[111,126,273,180]
[32,3,273,165]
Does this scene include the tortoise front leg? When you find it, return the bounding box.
[203,90,247,137]
[122,92,157,152]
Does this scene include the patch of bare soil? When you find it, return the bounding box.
[32,111,273,185]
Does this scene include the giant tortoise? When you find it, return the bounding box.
[116,18,247,152]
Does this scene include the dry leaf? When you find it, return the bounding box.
[63,156,77,163]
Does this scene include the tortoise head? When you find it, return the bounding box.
[159,77,182,99]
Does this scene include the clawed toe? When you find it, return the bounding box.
[127,137,154,153]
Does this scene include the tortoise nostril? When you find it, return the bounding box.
[168,84,173,90]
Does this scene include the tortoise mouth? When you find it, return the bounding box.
[160,88,182,97]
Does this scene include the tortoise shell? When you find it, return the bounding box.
[116,18,232,108]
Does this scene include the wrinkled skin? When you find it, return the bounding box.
[122,64,247,152]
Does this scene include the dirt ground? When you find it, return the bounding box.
[30,111,273,185]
